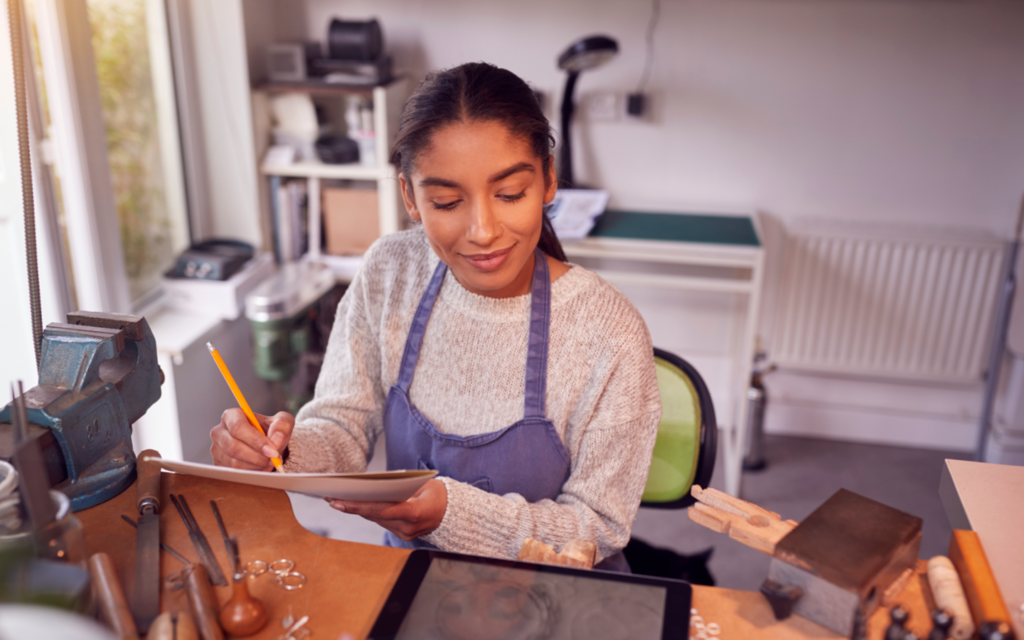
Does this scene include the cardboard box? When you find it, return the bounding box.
[323,187,379,255]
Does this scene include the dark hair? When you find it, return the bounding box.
[390,62,566,262]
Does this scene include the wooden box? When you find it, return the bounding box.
[322,186,380,256]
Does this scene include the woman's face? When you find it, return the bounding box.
[400,120,557,299]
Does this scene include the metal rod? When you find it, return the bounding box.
[975,197,1024,461]
[7,0,43,370]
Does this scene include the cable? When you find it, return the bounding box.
[636,0,661,94]
[8,0,43,371]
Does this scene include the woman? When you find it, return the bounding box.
[211,62,660,571]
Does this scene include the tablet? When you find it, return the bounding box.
[368,549,692,640]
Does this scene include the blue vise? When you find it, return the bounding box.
[0,312,163,511]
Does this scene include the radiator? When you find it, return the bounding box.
[773,223,1007,383]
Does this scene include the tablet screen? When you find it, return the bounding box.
[369,550,691,640]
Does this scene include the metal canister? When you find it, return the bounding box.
[743,357,774,472]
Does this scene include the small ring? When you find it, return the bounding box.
[276,571,306,590]
[245,560,268,576]
[270,559,295,575]
[706,622,721,635]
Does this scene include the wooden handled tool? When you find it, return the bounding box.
[927,555,975,640]
[949,530,1017,640]
[133,449,162,633]
[148,611,200,640]
[88,552,140,640]
[185,564,225,640]
[686,485,798,555]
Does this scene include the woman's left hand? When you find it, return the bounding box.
[327,479,448,541]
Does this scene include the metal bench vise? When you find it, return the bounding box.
[0,312,163,511]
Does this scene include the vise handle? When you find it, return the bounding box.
[136,451,161,514]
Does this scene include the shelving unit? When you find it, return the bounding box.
[253,78,409,282]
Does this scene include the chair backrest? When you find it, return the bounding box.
[641,348,717,509]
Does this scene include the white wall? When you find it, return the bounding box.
[239,0,1024,451]
[283,0,1024,234]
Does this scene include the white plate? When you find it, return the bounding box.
[149,457,437,502]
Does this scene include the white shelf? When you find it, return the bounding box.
[261,161,385,181]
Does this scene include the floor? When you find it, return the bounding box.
[286,434,970,591]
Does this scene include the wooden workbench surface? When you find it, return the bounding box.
[77,473,933,639]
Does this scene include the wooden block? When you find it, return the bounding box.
[949,529,1016,636]
[516,538,557,565]
[516,538,596,569]
[560,539,597,569]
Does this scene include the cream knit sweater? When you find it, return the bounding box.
[286,228,661,564]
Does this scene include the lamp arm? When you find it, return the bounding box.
[559,70,580,188]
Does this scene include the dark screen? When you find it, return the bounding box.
[392,556,668,640]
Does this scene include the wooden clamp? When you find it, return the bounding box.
[686,485,798,555]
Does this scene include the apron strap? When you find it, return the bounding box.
[396,258,448,392]
[524,248,551,419]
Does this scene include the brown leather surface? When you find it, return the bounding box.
[78,472,934,639]
[78,472,409,639]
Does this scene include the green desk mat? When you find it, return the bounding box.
[588,210,760,247]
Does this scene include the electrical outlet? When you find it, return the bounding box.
[585,91,620,122]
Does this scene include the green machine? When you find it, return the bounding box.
[245,261,340,412]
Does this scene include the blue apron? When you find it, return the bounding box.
[382,248,628,573]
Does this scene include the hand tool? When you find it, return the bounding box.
[121,514,190,565]
[949,530,1017,640]
[0,312,163,511]
[170,493,227,586]
[207,342,282,470]
[185,564,226,640]
[209,500,239,574]
[8,382,57,533]
[148,611,200,640]
[89,552,140,640]
[132,450,162,632]
[927,555,975,640]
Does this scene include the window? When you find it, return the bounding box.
[25,0,190,310]
[86,0,190,300]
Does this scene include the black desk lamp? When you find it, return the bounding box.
[557,35,619,188]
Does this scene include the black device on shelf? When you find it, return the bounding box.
[165,239,254,281]
[315,134,360,164]
[328,18,383,61]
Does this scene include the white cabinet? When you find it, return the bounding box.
[252,79,409,281]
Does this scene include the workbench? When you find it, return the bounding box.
[78,473,939,639]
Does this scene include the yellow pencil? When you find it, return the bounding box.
[206,342,283,470]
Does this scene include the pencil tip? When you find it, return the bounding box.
[206,342,215,353]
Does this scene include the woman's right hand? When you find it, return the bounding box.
[210,409,295,470]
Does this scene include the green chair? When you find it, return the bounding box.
[641,348,717,509]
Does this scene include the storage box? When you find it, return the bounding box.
[162,252,276,320]
[323,186,380,255]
